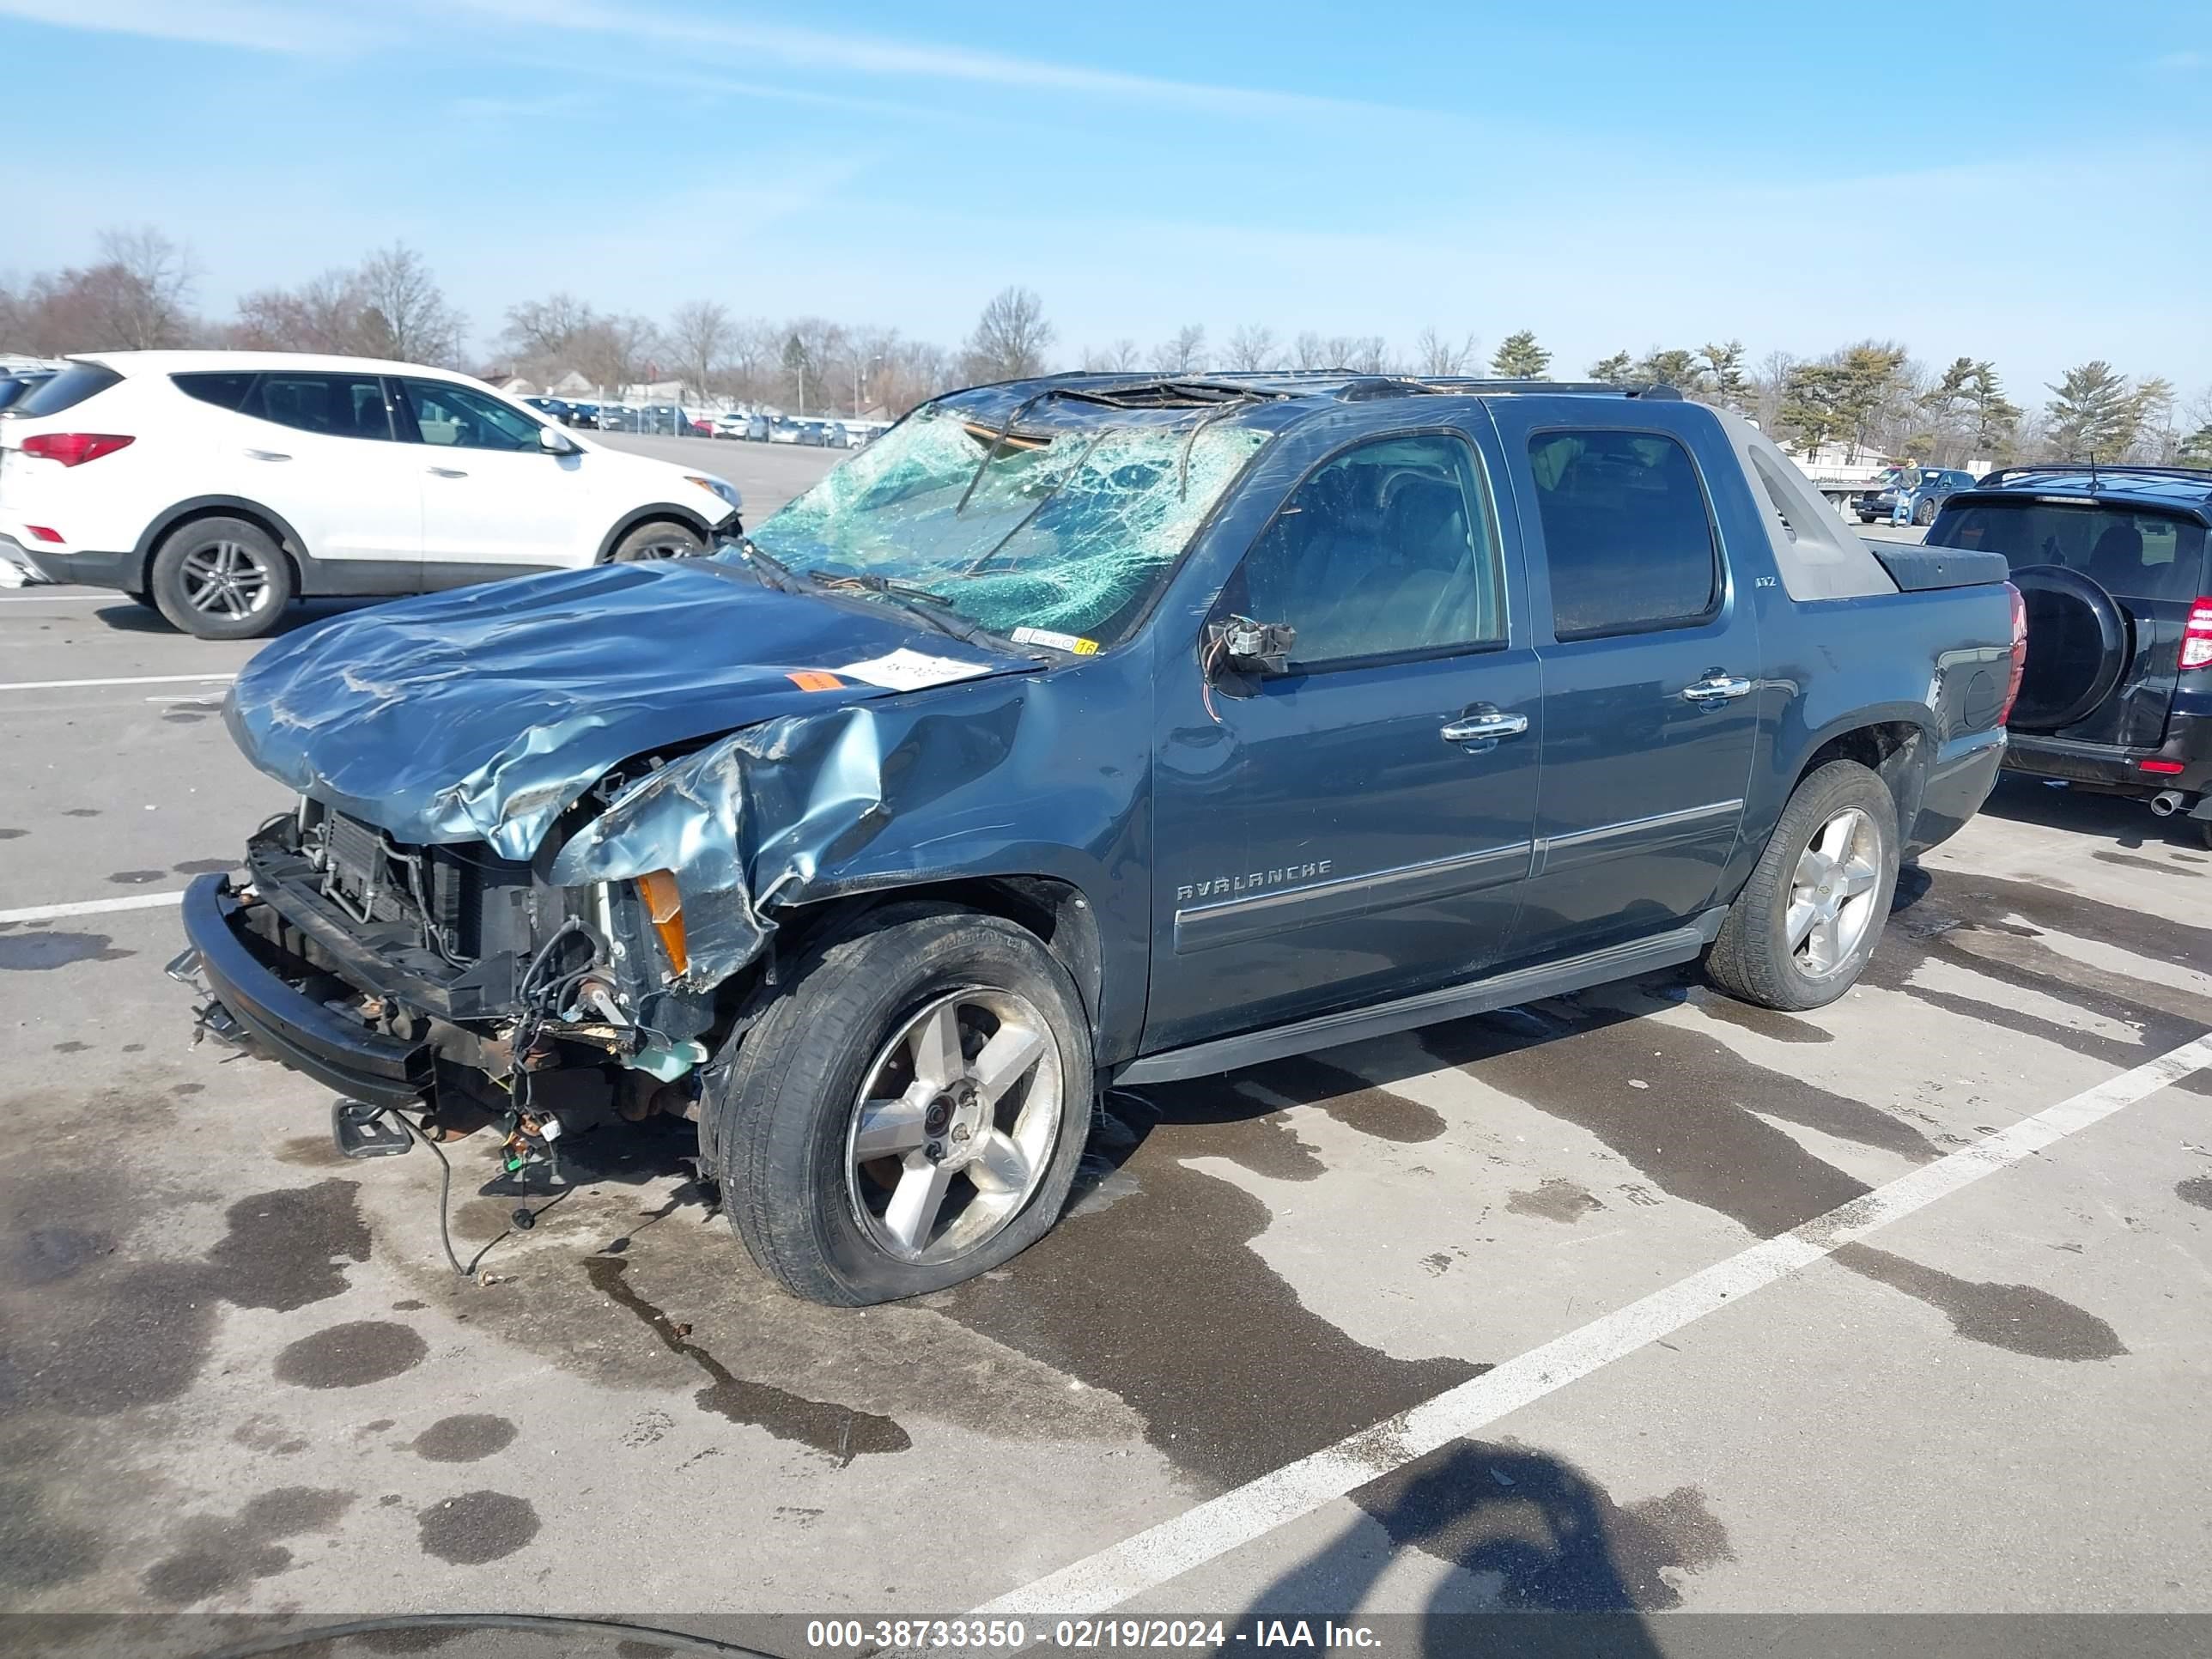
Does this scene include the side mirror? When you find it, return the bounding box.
[540,427,580,455]
[1206,614,1296,678]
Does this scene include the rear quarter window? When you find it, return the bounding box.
[13,363,123,419]
[172,371,257,411]
[1933,497,2206,604]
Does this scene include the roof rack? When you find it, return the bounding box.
[1979,463,2212,487]
[1332,376,1685,403]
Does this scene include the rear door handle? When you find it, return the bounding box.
[1440,708,1530,744]
[243,448,290,462]
[1682,673,1753,704]
[426,466,469,479]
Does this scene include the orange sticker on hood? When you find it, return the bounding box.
[787,671,844,691]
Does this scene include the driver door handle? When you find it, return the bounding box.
[243,448,289,462]
[1440,708,1530,744]
[1681,673,1753,704]
[426,466,469,479]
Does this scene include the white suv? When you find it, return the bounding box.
[0,351,744,638]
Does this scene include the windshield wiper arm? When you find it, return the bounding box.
[733,537,811,594]
[805,568,1005,650]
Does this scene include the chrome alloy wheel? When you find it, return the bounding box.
[179,539,274,619]
[845,988,1063,1266]
[1786,806,1883,977]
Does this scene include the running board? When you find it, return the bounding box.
[1115,918,1720,1085]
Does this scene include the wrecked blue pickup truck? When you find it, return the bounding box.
[173,373,2024,1304]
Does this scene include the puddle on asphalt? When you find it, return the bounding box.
[582,1256,908,1463]
[0,932,133,970]
[1829,1243,2126,1360]
[139,1487,353,1604]
[1506,1178,1606,1224]
[938,1085,1486,1490]
[416,1489,540,1565]
[272,1321,428,1389]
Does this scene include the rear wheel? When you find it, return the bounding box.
[149,517,295,640]
[1913,497,1937,526]
[607,520,705,562]
[709,908,1092,1305]
[1705,760,1899,1011]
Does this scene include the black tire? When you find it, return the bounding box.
[1705,760,1900,1012]
[2197,816,2212,854]
[709,907,1093,1305]
[149,516,295,640]
[607,519,706,562]
[1856,513,1876,524]
[1913,497,1937,526]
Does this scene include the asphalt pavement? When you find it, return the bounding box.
[1,471,2208,1657]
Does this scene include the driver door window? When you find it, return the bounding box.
[1230,434,1504,668]
[399,380,544,451]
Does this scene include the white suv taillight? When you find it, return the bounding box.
[2182,598,2212,672]
[21,433,134,467]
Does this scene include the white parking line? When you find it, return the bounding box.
[0,672,237,692]
[0,593,106,603]
[0,891,188,925]
[979,1031,2212,1616]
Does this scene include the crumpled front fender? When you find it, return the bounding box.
[550,690,1060,987]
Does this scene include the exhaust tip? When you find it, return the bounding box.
[2149,790,2185,817]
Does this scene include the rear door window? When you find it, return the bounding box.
[1935,498,2205,603]
[1526,429,1720,638]
[13,363,122,418]
[246,372,395,441]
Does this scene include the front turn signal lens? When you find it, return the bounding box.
[635,869,688,977]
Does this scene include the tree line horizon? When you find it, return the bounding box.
[6,228,2205,471]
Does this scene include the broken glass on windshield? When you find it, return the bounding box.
[744,406,1270,645]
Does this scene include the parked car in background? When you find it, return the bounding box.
[711,411,750,440]
[566,402,601,430]
[744,414,771,442]
[768,416,804,444]
[524,396,580,426]
[1856,465,1976,526]
[175,373,2017,1305]
[1926,464,2212,845]
[0,352,742,636]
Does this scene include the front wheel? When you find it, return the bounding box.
[1705,760,1899,1011]
[607,520,705,562]
[708,908,1093,1305]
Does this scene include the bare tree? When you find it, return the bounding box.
[1150,325,1208,374]
[1413,326,1477,377]
[1080,339,1141,371]
[963,286,1054,381]
[1222,325,1279,372]
[576,314,659,397]
[92,226,198,349]
[665,300,733,401]
[232,268,373,354]
[355,244,465,365]
[1291,331,1334,370]
[502,292,600,366]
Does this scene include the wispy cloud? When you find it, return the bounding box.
[434,0,1400,120]
[0,0,374,52]
[2152,49,2204,71]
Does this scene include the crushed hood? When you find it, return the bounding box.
[224,557,1032,858]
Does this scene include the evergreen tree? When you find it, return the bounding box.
[1588,350,1634,385]
[2045,362,2140,459]
[1491,329,1550,379]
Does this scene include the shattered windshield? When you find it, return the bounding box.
[743,405,1271,647]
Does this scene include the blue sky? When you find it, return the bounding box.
[3,0,2208,395]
